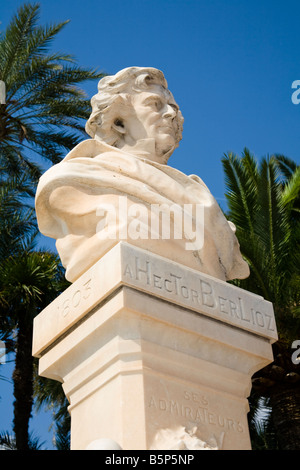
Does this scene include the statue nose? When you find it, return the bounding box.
[163,104,177,119]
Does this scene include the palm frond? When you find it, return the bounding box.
[0,3,40,81]
[0,431,16,450]
[222,150,299,309]
[0,2,105,170]
[281,165,300,212]
[274,154,299,181]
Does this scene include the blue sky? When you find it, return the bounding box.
[1,0,300,449]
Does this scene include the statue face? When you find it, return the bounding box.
[124,84,181,162]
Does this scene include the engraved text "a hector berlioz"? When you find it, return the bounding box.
[123,257,275,333]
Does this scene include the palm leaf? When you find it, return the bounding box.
[274,154,299,181]
[0,3,40,81]
[0,2,105,174]
[222,149,258,236]
[281,165,300,212]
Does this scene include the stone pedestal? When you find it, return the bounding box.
[32,243,277,450]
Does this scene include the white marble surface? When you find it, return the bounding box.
[33,243,276,450]
[35,67,249,283]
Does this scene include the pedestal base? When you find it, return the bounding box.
[33,243,277,450]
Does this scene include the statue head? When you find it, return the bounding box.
[85,67,184,164]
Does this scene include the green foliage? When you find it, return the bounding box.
[33,370,71,449]
[0,430,45,450]
[222,149,300,449]
[0,2,102,448]
[0,2,104,180]
[248,397,278,450]
[222,149,299,322]
[0,250,65,316]
[0,169,37,260]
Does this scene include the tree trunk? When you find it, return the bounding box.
[12,314,34,450]
[270,385,300,450]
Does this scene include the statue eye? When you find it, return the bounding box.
[154,99,163,111]
[145,97,163,111]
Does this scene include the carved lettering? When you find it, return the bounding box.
[218,296,228,314]
[121,255,276,338]
[191,289,200,304]
[199,280,215,307]
[184,406,193,419]
[62,298,70,317]
[124,263,133,278]
[135,257,151,284]
[183,390,208,406]
[149,396,157,408]
[255,311,265,327]
[239,297,250,322]
[170,400,179,414]
[208,411,216,425]
[164,278,173,292]
[229,300,239,318]
[153,274,162,289]
[265,313,275,331]
[83,279,92,299]
[195,407,205,422]
[180,285,189,299]
[59,278,92,317]
[170,273,182,294]
[147,393,245,434]
[72,290,81,308]
[159,399,167,411]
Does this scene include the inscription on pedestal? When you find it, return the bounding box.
[33,243,275,450]
[58,279,92,317]
[145,379,251,450]
[33,243,277,358]
[147,390,245,435]
[121,246,277,341]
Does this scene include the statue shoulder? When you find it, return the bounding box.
[63,139,113,161]
[188,173,210,190]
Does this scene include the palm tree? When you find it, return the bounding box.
[33,372,71,449]
[0,249,68,450]
[222,149,300,450]
[247,397,278,450]
[0,169,37,257]
[0,2,105,448]
[0,430,45,450]
[0,2,104,181]
[0,177,70,449]
[0,170,37,383]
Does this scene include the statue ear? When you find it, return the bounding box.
[112,118,126,135]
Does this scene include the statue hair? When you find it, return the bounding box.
[85,67,183,147]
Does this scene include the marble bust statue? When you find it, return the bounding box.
[35,66,249,283]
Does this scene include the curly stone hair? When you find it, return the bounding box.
[85,66,184,148]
